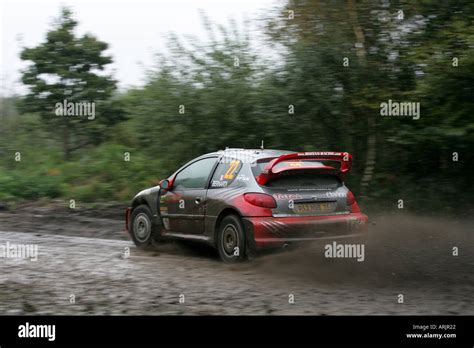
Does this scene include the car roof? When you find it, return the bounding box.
[199,148,294,161]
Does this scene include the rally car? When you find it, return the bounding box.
[125,149,368,262]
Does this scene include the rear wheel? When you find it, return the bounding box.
[130,205,158,249]
[217,215,246,263]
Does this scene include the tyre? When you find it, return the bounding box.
[217,215,246,263]
[129,204,158,249]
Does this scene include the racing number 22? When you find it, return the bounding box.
[224,160,240,180]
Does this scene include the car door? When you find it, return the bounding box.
[160,157,217,235]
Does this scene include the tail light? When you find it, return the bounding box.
[347,191,355,205]
[346,191,360,213]
[244,193,277,209]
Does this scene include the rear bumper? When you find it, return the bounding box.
[242,213,368,249]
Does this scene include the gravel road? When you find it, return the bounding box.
[0,203,473,315]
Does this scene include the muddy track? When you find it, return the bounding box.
[0,205,473,315]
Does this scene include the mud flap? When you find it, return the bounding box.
[242,218,258,260]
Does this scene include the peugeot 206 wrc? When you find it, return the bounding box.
[125,149,368,262]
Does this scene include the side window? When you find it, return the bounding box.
[173,157,217,190]
[210,159,243,188]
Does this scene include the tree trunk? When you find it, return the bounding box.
[347,0,376,194]
[63,123,71,161]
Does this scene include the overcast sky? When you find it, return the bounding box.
[0,0,278,95]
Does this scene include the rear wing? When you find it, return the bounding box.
[255,151,352,185]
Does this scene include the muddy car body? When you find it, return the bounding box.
[126,149,368,262]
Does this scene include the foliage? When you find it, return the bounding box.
[1,3,473,215]
[19,7,125,160]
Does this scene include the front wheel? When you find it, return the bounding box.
[130,205,158,249]
[217,215,246,263]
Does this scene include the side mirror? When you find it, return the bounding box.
[159,179,171,191]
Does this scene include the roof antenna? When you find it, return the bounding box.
[260,140,264,150]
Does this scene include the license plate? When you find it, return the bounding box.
[294,202,335,214]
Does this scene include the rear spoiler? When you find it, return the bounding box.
[256,151,352,185]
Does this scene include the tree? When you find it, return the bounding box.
[264,0,473,210]
[125,16,267,172]
[20,6,124,160]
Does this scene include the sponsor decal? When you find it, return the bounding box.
[211,180,228,188]
[273,193,303,200]
[236,174,249,181]
[299,151,341,156]
[162,218,170,230]
[325,191,346,198]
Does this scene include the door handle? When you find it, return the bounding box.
[195,197,202,204]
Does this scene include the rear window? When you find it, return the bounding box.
[266,171,342,189]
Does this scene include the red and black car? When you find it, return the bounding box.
[125,149,368,262]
